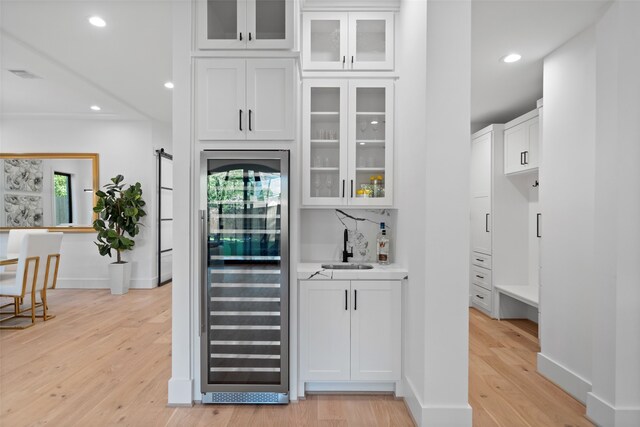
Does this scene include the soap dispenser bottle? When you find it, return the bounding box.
[376,222,390,265]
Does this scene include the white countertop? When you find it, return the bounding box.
[297,262,408,281]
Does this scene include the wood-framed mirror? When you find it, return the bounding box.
[0,153,99,233]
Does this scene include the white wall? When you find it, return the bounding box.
[587,2,640,426]
[398,1,472,425]
[538,26,596,403]
[0,117,170,289]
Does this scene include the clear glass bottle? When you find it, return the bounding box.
[376,222,390,265]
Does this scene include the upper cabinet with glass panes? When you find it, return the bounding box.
[303,12,394,71]
[197,0,293,50]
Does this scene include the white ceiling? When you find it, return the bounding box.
[0,0,172,123]
[471,0,611,130]
[0,0,612,128]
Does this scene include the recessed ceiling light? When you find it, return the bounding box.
[164,81,174,89]
[370,120,379,125]
[90,105,101,111]
[88,16,106,27]
[502,53,522,63]
[359,142,365,146]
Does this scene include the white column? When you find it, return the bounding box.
[397,1,473,425]
[168,0,194,405]
[422,1,472,425]
[587,2,640,425]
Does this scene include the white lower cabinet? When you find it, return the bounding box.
[299,280,401,383]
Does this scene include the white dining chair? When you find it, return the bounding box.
[0,233,63,329]
[3,229,49,273]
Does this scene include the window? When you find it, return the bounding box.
[54,172,72,225]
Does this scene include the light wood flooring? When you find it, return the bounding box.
[0,285,592,426]
[469,308,593,427]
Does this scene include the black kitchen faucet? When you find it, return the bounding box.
[342,228,353,262]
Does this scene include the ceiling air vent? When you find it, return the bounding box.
[8,69,42,79]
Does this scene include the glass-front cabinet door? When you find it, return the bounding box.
[303,12,394,71]
[246,0,292,49]
[348,13,394,70]
[198,0,292,49]
[198,0,247,49]
[348,80,393,206]
[303,79,394,207]
[303,12,348,70]
[302,81,348,205]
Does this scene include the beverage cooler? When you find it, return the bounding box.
[200,150,289,404]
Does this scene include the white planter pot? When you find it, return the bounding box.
[109,262,131,295]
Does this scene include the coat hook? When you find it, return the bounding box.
[533,180,539,188]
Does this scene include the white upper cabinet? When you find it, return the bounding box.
[303,12,394,71]
[504,110,539,175]
[303,12,349,70]
[197,59,247,140]
[197,58,294,140]
[197,0,293,50]
[246,59,294,140]
[302,79,394,206]
[470,131,491,197]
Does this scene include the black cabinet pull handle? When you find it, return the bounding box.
[354,289,357,310]
[239,32,243,41]
[345,290,348,310]
[249,109,252,131]
[476,275,484,279]
[342,180,345,198]
[351,56,354,64]
[350,180,354,198]
[476,295,485,300]
[249,32,252,41]
[537,213,541,238]
[524,151,529,165]
[239,109,243,131]
[475,258,484,262]
[343,56,346,65]
[485,213,490,232]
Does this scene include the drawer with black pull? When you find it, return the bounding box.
[471,265,492,291]
[471,252,492,269]
[471,284,492,314]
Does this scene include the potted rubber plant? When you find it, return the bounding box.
[93,175,146,295]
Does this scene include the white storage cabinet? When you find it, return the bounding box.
[196,58,294,140]
[197,0,293,50]
[302,79,394,207]
[303,12,394,71]
[299,280,401,382]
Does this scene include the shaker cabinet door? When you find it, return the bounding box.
[197,59,246,140]
[246,59,294,140]
[471,196,492,255]
[504,116,539,174]
[299,281,351,381]
[350,281,401,381]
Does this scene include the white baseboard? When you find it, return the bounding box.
[402,376,472,427]
[168,377,194,405]
[304,382,396,393]
[56,277,158,290]
[537,352,591,404]
[587,392,640,427]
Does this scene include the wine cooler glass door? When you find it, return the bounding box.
[200,150,289,396]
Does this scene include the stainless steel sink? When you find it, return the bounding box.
[321,263,374,270]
